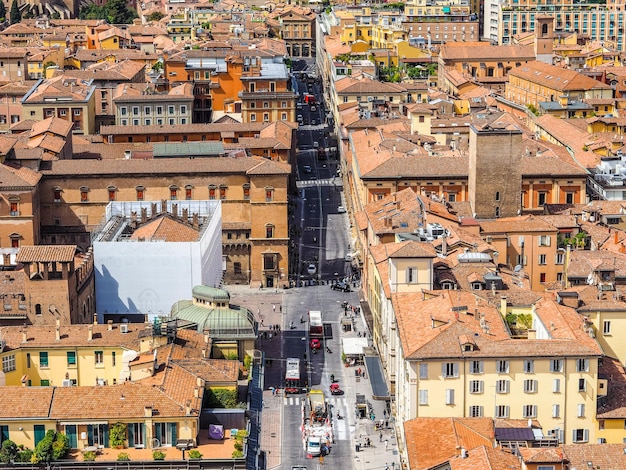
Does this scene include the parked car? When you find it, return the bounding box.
[337,205,346,213]
[332,281,351,292]
[310,338,321,350]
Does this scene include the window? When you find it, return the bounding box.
[180,105,187,114]
[220,186,227,200]
[1,354,15,372]
[406,267,417,283]
[577,403,585,417]
[524,379,537,393]
[39,352,48,368]
[95,351,104,366]
[80,187,89,202]
[263,113,269,122]
[524,360,534,373]
[120,107,127,116]
[156,106,163,115]
[67,351,76,366]
[469,380,483,394]
[234,262,242,275]
[266,224,274,239]
[170,186,178,200]
[73,109,81,116]
[553,378,561,393]
[168,106,175,114]
[445,389,455,405]
[281,112,287,121]
[9,201,17,216]
[539,235,551,246]
[469,405,483,417]
[40,379,50,386]
[112,351,116,366]
[209,186,216,200]
[419,389,428,405]
[538,254,547,265]
[495,405,509,418]
[88,424,109,446]
[243,184,250,200]
[132,107,139,116]
[496,380,510,394]
[550,359,562,372]
[552,404,560,418]
[603,320,611,335]
[442,362,458,378]
[495,191,500,201]
[556,253,565,264]
[26,353,31,368]
[572,429,589,443]
[496,360,509,374]
[470,361,483,374]
[577,358,589,372]
[136,186,144,201]
[538,192,547,206]
[53,188,62,202]
[523,405,537,418]
[419,363,428,379]
[185,186,193,200]
[578,378,586,392]
[265,187,274,202]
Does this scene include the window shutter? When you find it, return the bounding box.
[442,363,446,377]
[553,378,560,392]
[505,406,510,418]
[446,389,455,405]
[453,363,459,377]
[534,380,538,392]
[552,404,560,418]
[505,380,510,393]
[583,429,589,442]
[523,255,527,266]
[578,404,585,417]
[546,235,551,246]
[170,423,177,446]
[479,406,483,417]
[572,430,577,442]
[128,424,135,447]
[103,424,110,448]
[479,361,484,373]
[479,381,484,393]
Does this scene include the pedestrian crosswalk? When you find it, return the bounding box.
[283,395,347,408]
[296,179,342,189]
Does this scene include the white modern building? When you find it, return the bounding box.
[93,200,222,321]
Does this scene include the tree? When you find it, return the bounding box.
[9,0,20,24]
[147,11,164,22]
[32,430,69,463]
[0,440,18,464]
[79,0,138,24]
[0,1,6,21]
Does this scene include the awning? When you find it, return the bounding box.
[342,337,368,356]
[59,421,108,426]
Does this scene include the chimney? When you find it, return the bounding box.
[141,207,148,223]
[441,232,447,256]
[55,318,61,341]
[172,203,178,218]
[22,329,27,343]
[144,406,153,417]
[107,320,113,331]
[192,213,199,228]
[93,314,98,325]
[161,199,167,213]
[186,404,191,415]
[88,325,93,341]
[182,208,188,220]
[500,296,507,316]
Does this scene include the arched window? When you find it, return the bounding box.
[169,185,178,201]
[265,224,274,239]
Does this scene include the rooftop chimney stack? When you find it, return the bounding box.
[88,325,93,341]
[107,320,113,331]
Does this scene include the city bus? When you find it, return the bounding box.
[285,357,302,394]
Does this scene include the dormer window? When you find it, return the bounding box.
[471,282,482,290]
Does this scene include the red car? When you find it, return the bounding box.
[310,339,321,350]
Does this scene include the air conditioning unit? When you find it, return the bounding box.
[120,323,129,334]
[62,379,72,387]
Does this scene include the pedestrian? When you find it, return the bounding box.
[273,303,276,312]
[392,463,396,470]
[260,319,264,326]
[257,307,261,316]
[269,332,273,340]
[269,323,273,331]
[384,439,389,451]
[385,464,389,470]
[280,305,282,313]
[379,431,383,442]
[384,410,387,419]
[385,419,389,428]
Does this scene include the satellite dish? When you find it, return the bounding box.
[514,265,522,273]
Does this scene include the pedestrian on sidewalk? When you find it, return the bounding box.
[379,431,383,442]
[392,462,396,469]
[280,305,282,313]
[273,303,276,312]
[384,439,389,451]
[385,464,389,470]
[385,419,389,428]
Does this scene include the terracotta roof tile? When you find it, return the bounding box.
[0,387,55,419]
[16,245,76,263]
[130,215,200,242]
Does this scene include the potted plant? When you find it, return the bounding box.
[117,452,130,462]
[109,422,127,449]
[188,449,202,460]
[152,450,166,460]
[83,451,96,462]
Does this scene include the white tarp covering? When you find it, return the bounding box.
[342,337,369,356]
